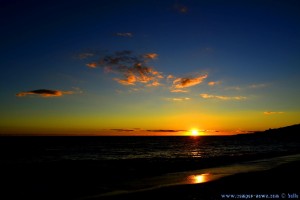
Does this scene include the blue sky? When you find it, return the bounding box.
[1,0,299,135]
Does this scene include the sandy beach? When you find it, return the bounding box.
[1,153,299,200]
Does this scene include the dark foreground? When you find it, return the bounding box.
[95,160,300,200]
[1,125,300,199]
[1,154,299,200]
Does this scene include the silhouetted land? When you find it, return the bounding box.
[237,124,300,139]
[0,124,299,200]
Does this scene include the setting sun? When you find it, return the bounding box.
[190,129,200,136]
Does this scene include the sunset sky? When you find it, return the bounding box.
[1,0,299,136]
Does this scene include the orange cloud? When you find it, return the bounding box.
[144,53,158,60]
[173,74,207,88]
[263,111,284,115]
[16,89,75,98]
[147,81,161,87]
[167,75,174,79]
[208,81,221,86]
[200,93,247,100]
[85,50,163,87]
[83,50,210,91]
[114,74,136,85]
[113,68,163,86]
[86,62,98,68]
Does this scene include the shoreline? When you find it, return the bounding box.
[86,159,300,200]
[1,152,299,200]
[83,154,300,199]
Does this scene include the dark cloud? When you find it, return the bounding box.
[146,129,186,132]
[110,129,135,132]
[115,32,133,37]
[173,3,188,13]
[173,74,207,88]
[83,50,211,93]
[85,50,163,87]
[77,52,95,59]
[16,89,75,97]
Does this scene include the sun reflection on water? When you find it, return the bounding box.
[187,173,211,184]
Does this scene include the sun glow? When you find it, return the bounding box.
[190,129,200,136]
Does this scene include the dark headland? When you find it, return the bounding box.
[237,123,300,138]
[0,124,299,200]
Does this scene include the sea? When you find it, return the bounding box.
[0,135,299,164]
[0,135,299,199]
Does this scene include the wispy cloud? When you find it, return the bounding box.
[86,62,98,68]
[201,47,214,54]
[249,84,267,89]
[170,89,188,93]
[263,111,284,115]
[225,86,242,91]
[173,74,207,89]
[78,52,95,59]
[147,80,161,87]
[226,83,267,91]
[167,75,174,79]
[200,93,247,100]
[165,97,191,102]
[16,89,76,98]
[208,81,221,86]
[115,32,133,37]
[85,50,163,87]
[114,75,136,85]
[144,53,158,59]
[173,3,188,13]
